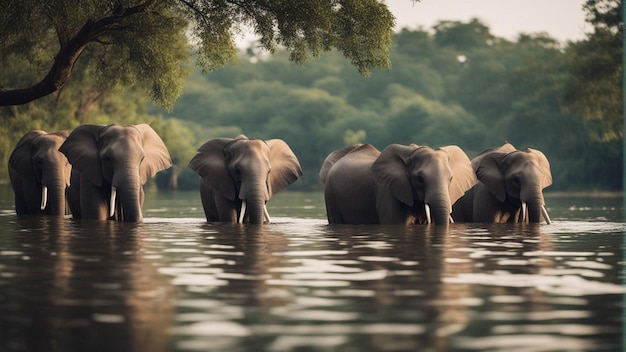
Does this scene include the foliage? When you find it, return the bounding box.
[0,13,621,193]
[0,0,395,107]
[153,18,621,191]
[562,0,623,142]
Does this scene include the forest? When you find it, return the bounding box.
[0,13,622,192]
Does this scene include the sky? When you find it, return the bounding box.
[387,0,589,43]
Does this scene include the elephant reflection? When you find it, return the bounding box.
[9,130,72,215]
[59,124,172,222]
[452,143,552,224]
[3,218,174,351]
[189,136,302,224]
[320,143,476,225]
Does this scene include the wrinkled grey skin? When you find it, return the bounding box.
[452,143,553,224]
[188,136,302,224]
[9,130,72,215]
[320,143,477,225]
[320,144,382,224]
[59,124,172,222]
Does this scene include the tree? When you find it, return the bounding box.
[0,0,395,108]
[563,0,623,142]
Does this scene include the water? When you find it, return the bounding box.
[0,187,623,352]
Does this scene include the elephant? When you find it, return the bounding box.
[59,124,172,222]
[320,143,477,225]
[8,130,72,215]
[319,144,382,224]
[188,136,302,224]
[451,143,552,224]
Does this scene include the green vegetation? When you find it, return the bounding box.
[0,0,394,107]
[0,1,622,193]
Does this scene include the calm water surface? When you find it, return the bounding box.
[0,187,623,352]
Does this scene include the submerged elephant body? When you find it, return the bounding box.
[9,130,72,216]
[59,124,172,222]
[320,143,477,225]
[189,136,302,224]
[451,143,552,224]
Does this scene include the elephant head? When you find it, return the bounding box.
[475,146,552,224]
[59,124,172,222]
[188,136,302,224]
[8,130,72,215]
[371,144,477,225]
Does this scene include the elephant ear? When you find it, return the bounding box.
[320,144,367,182]
[440,145,477,205]
[59,124,105,187]
[188,138,237,200]
[267,139,303,196]
[372,144,416,206]
[527,148,553,189]
[9,130,46,177]
[471,142,516,171]
[51,130,72,188]
[51,130,71,139]
[134,124,172,185]
[476,152,508,203]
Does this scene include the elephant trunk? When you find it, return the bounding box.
[238,187,268,224]
[425,194,451,225]
[520,183,549,224]
[40,174,67,215]
[111,170,143,222]
[520,197,546,224]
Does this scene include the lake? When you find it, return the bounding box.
[0,186,623,352]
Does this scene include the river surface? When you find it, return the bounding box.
[0,187,623,352]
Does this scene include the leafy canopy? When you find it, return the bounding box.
[0,0,395,108]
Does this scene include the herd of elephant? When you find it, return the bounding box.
[8,123,553,225]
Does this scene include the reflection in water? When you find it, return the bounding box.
[0,217,175,352]
[0,212,623,351]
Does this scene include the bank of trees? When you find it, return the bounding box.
[0,1,622,192]
[156,18,621,191]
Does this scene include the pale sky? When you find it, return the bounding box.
[236,1,589,48]
[387,0,589,43]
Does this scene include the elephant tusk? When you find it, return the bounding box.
[541,205,552,225]
[263,205,271,223]
[449,214,454,224]
[109,187,117,218]
[424,204,431,225]
[40,185,48,210]
[520,202,528,223]
[238,200,247,224]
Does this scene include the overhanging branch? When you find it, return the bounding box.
[0,0,155,106]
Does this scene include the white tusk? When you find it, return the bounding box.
[109,187,117,218]
[238,200,247,224]
[40,185,48,210]
[263,205,271,223]
[449,214,454,224]
[520,202,527,223]
[424,204,431,224]
[541,205,552,225]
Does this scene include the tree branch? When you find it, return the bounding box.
[0,1,155,106]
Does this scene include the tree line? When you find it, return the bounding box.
[154,20,621,191]
[0,1,622,193]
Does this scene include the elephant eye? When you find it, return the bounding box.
[511,176,521,188]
